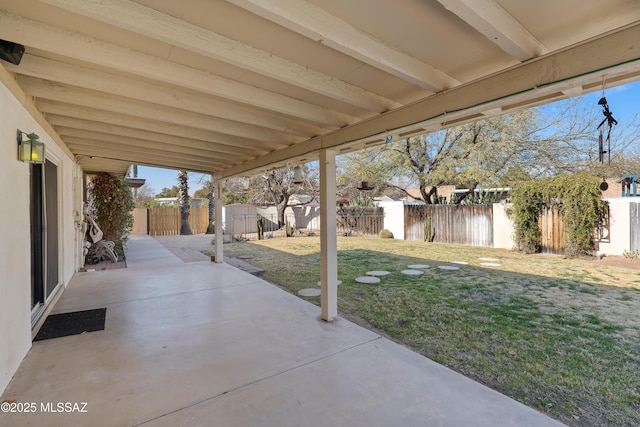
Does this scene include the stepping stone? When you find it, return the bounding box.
[438,265,460,271]
[401,269,423,275]
[355,276,381,284]
[480,262,501,267]
[449,261,468,265]
[479,257,500,262]
[238,255,254,259]
[408,264,430,269]
[298,288,321,297]
[366,270,390,276]
[316,280,343,286]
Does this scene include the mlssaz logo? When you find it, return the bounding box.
[40,402,88,413]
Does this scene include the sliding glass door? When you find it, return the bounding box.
[30,159,59,321]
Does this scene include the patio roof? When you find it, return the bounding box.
[1,235,564,426]
[0,0,639,177]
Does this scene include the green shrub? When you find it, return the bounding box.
[511,174,605,256]
[424,217,435,242]
[379,229,394,239]
[88,172,134,242]
[285,219,295,237]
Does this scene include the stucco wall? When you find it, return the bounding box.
[223,204,258,234]
[493,203,515,249]
[377,200,405,240]
[598,198,635,256]
[256,205,321,231]
[0,82,81,394]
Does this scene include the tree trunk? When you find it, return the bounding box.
[276,195,289,228]
[206,176,215,234]
[178,170,192,235]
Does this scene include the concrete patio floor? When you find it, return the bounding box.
[1,235,564,426]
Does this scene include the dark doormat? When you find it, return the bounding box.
[34,308,107,341]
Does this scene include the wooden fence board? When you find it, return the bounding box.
[404,204,493,247]
[538,205,565,254]
[147,207,209,236]
[337,207,384,236]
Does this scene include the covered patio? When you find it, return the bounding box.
[1,1,640,422]
[1,235,562,426]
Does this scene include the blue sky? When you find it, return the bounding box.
[136,166,210,196]
[570,79,639,124]
[138,80,640,196]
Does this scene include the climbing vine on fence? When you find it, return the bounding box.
[511,174,605,256]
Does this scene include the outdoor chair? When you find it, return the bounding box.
[87,217,118,263]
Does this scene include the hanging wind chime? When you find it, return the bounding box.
[597,96,617,165]
[596,92,618,192]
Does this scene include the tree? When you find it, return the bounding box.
[207,176,215,234]
[178,170,191,235]
[192,175,218,234]
[337,147,403,199]
[156,185,179,198]
[193,186,209,199]
[216,177,249,205]
[388,109,551,204]
[245,165,318,228]
[132,183,156,207]
[497,166,531,187]
[337,96,640,204]
[508,96,640,179]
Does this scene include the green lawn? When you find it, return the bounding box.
[210,236,640,426]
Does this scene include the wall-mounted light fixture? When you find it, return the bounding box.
[17,130,45,164]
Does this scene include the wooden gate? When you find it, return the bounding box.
[631,202,640,251]
[538,205,565,254]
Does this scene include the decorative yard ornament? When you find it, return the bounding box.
[357,181,374,191]
[292,165,304,185]
[597,96,617,165]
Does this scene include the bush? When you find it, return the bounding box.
[379,229,394,239]
[511,174,605,256]
[285,219,295,237]
[88,172,134,243]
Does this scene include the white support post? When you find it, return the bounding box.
[319,149,338,321]
[214,179,224,263]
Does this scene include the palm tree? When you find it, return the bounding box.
[207,175,215,234]
[178,170,192,235]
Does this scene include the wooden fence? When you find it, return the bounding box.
[403,203,603,254]
[146,207,210,236]
[404,204,494,247]
[337,206,384,236]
